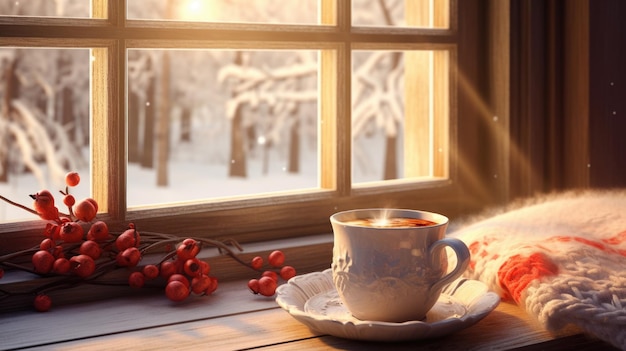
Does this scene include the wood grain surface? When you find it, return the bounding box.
[0,278,618,351]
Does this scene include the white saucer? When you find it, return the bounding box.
[275,269,500,342]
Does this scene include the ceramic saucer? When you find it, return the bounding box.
[275,268,500,342]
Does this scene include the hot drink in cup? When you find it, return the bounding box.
[330,208,470,322]
[342,217,437,228]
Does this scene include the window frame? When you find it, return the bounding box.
[0,0,500,259]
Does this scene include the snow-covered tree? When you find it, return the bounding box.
[352,0,406,180]
[0,48,88,189]
[0,1,89,189]
[218,51,317,177]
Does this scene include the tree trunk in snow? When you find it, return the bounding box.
[288,118,300,173]
[229,105,247,178]
[228,52,247,178]
[381,2,400,180]
[128,90,140,163]
[180,106,191,142]
[0,56,20,182]
[141,58,156,169]
[156,51,170,187]
[384,134,398,180]
[382,51,402,180]
[262,140,270,175]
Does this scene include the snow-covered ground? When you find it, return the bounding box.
[0,148,318,222]
[0,129,397,223]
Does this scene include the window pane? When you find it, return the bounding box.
[353,0,449,28]
[127,49,319,207]
[127,0,320,24]
[0,0,90,17]
[0,48,91,222]
[352,49,449,184]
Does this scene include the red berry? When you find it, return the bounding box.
[205,277,218,295]
[168,274,190,288]
[32,250,55,274]
[73,199,97,222]
[280,265,297,280]
[86,198,99,213]
[34,294,52,312]
[258,276,278,297]
[52,257,70,274]
[115,227,140,251]
[59,222,84,243]
[142,264,159,279]
[268,250,285,267]
[165,280,189,302]
[247,279,260,294]
[159,261,177,279]
[176,238,200,260]
[262,270,278,282]
[32,190,59,220]
[40,238,54,251]
[128,271,145,289]
[87,221,109,241]
[251,256,263,270]
[116,247,141,267]
[199,260,210,275]
[79,240,102,260]
[183,258,202,277]
[63,194,76,207]
[191,275,211,294]
[65,171,81,187]
[0,268,4,279]
[70,254,96,278]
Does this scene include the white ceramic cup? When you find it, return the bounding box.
[330,208,470,322]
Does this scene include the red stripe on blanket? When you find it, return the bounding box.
[497,253,558,303]
[546,235,626,257]
[602,230,626,245]
[470,231,626,303]
[468,239,499,270]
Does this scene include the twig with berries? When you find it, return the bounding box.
[0,171,297,312]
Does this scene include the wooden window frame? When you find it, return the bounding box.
[0,0,498,272]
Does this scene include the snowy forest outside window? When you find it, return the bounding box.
[0,0,455,239]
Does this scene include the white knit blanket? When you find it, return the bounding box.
[448,190,626,350]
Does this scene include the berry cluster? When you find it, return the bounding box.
[247,250,296,296]
[29,173,109,282]
[0,171,297,312]
[145,238,219,302]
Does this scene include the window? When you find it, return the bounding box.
[1,1,491,257]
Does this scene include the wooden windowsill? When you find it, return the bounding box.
[0,234,334,313]
[1,276,619,350]
[0,234,619,350]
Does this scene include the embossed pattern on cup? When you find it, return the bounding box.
[330,209,470,323]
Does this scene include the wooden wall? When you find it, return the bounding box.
[506,0,626,200]
[589,0,626,188]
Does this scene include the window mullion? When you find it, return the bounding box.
[91,0,127,221]
[90,41,126,221]
[91,0,106,19]
[338,0,352,196]
[319,49,337,191]
[319,0,349,195]
[433,50,450,178]
[336,43,352,196]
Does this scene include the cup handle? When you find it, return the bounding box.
[428,237,470,294]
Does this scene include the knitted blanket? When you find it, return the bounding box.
[448,190,626,350]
